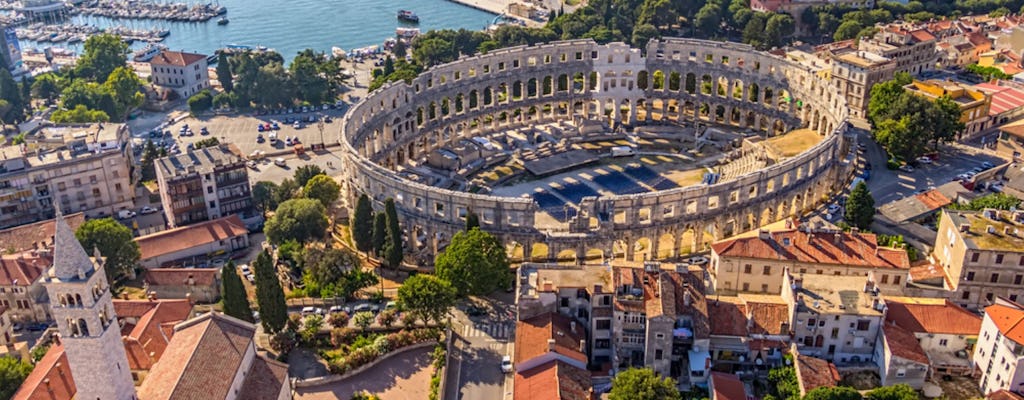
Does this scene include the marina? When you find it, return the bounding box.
[14,21,168,44]
[70,0,227,22]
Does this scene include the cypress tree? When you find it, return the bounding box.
[383,198,403,269]
[845,181,876,230]
[216,52,233,92]
[371,212,387,255]
[253,251,287,333]
[221,261,254,322]
[351,194,374,252]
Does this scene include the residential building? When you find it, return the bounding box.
[989,390,1024,400]
[0,305,29,361]
[827,50,895,118]
[974,82,1024,132]
[709,372,748,400]
[995,118,1024,162]
[979,49,1024,76]
[710,228,911,296]
[0,212,84,254]
[974,299,1024,395]
[150,50,210,99]
[612,263,710,386]
[0,253,50,323]
[513,312,593,400]
[859,27,937,76]
[0,124,133,229]
[143,268,221,303]
[781,272,885,364]
[875,322,930,389]
[707,294,791,373]
[794,353,840,396]
[513,359,593,400]
[135,214,250,268]
[881,297,981,382]
[904,79,992,138]
[155,145,256,228]
[933,209,1024,309]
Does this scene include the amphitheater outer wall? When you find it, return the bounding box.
[338,38,853,264]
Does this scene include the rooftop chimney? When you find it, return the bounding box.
[834,232,842,244]
[960,223,970,233]
[987,225,996,234]
[570,321,577,333]
[758,229,771,240]
[547,338,556,351]
[579,339,586,352]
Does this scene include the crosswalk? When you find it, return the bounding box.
[461,322,514,339]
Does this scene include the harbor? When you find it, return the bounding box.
[70,0,226,22]
[14,21,168,44]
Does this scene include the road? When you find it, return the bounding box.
[446,294,516,400]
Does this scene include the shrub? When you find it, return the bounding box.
[372,335,391,353]
[377,309,397,328]
[331,327,359,347]
[269,330,298,355]
[328,311,350,327]
[401,312,417,327]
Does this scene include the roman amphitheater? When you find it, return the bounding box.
[338,38,855,265]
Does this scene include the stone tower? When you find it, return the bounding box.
[42,211,136,400]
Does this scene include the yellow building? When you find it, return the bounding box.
[904,79,992,137]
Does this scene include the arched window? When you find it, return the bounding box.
[78,319,89,337]
[75,294,83,306]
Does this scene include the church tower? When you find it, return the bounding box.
[42,211,136,400]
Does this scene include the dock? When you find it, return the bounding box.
[443,0,544,27]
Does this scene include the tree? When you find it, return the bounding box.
[377,308,397,328]
[300,247,376,299]
[77,34,129,83]
[188,90,214,114]
[833,20,863,41]
[766,361,800,400]
[253,250,287,333]
[608,367,681,400]
[953,193,1021,211]
[293,165,325,187]
[631,23,660,48]
[0,69,24,124]
[867,73,913,126]
[465,211,480,231]
[303,175,341,208]
[930,95,965,144]
[51,104,110,123]
[845,181,875,230]
[253,63,293,107]
[353,311,374,330]
[31,72,62,103]
[76,218,141,283]
[351,391,381,400]
[291,50,330,104]
[216,52,234,92]
[804,387,862,400]
[351,194,375,252]
[765,13,795,48]
[866,384,917,400]
[371,212,387,255]
[398,274,456,325]
[265,198,329,244]
[382,198,404,269]
[103,66,144,118]
[300,314,324,343]
[213,91,236,109]
[0,356,33,399]
[252,181,278,215]
[434,228,511,296]
[221,261,254,322]
[274,178,300,205]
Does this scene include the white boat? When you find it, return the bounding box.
[132,43,167,62]
[396,27,420,38]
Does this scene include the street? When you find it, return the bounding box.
[446,295,516,400]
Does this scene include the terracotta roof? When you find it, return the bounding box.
[984,304,1024,345]
[150,50,207,67]
[514,312,586,365]
[711,230,910,270]
[988,390,1024,400]
[137,313,256,400]
[909,264,947,282]
[795,354,840,394]
[114,299,170,318]
[666,270,710,339]
[145,268,220,286]
[0,255,47,286]
[915,190,951,211]
[975,82,1024,116]
[910,29,937,42]
[514,360,592,400]
[707,299,747,337]
[236,356,290,400]
[12,343,76,400]
[711,372,747,400]
[136,215,247,261]
[884,298,981,335]
[746,301,790,336]
[0,213,84,253]
[882,323,929,364]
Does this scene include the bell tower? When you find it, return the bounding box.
[42,211,136,400]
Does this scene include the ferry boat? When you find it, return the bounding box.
[132,43,167,62]
[397,10,419,23]
[217,17,228,25]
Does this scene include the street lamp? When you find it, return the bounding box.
[317,115,325,148]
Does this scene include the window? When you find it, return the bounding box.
[808,318,817,327]
[1016,275,1023,285]
[997,254,1005,264]
[762,265,771,275]
[894,276,901,285]
[962,291,971,300]
[655,349,663,360]
[939,339,948,346]
[967,272,975,281]
[971,253,980,262]
[991,273,1000,283]
[601,295,611,306]
[208,201,216,208]
[560,297,569,307]
[856,320,871,331]
[881,275,889,284]
[761,284,768,293]
[986,293,995,302]
[597,320,611,330]
[744,264,752,274]
[595,339,610,349]
[742,283,750,291]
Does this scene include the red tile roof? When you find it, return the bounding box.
[514,360,592,400]
[984,304,1024,345]
[236,356,290,400]
[0,213,85,253]
[746,301,790,336]
[137,313,256,400]
[711,372,747,400]
[795,354,840,394]
[988,390,1024,400]
[145,268,220,286]
[915,190,952,211]
[711,230,910,270]
[910,29,937,42]
[0,255,47,286]
[882,323,930,364]
[150,51,207,67]
[708,299,747,337]
[909,264,947,282]
[975,82,1024,116]
[515,312,586,365]
[885,298,981,335]
[12,343,76,400]
[136,215,247,261]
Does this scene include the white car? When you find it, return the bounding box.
[274,157,286,167]
[239,264,250,273]
[916,156,932,164]
[301,307,323,316]
[117,209,137,219]
[827,204,841,214]
[687,255,709,266]
[501,355,513,373]
[140,206,158,214]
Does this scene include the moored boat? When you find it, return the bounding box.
[397,9,419,23]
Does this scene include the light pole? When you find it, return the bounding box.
[317,115,325,148]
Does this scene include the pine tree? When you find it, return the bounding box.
[221,261,254,322]
[216,52,233,92]
[845,181,876,230]
[20,76,31,114]
[371,212,387,255]
[351,194,374,252]
[383,198,403,269]
[253,251,287,333]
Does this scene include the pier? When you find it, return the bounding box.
[443,0,543,27]
[15,22,168,44]
[69,0,226,23]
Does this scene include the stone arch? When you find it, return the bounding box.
[584,248,605,263]
[506,241,525,261]
[732,79,744,100]
[653,70,665,90]
[633,237,652,261]
[612,239,629,260]
[701,74,713,95]
[483,86,493,106]
[455,93,464,113]
[556,249,578,265]
[717,76,728,97]
[513,80,524,100]
[542,76,553,96]
[748,82,760,102]
[669,72,681,92]
[714,105,726,123]
[574,72,586,94]
[558,74,569,92]
[531,243,550,262]
[685,73,697,94]
[637,70,650,90]
[657,232,675,259]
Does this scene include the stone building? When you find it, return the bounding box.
[0,124,134,229]
[876,322,930,389]
[709,228,911,296]
[826,49,895,119]
[859,27,938,76]
[876,297,981,387]
[150,50,210,99]
[135,215,250,268]
[143,268,221,303]
[904,79,992,138]
[0,253,50,323]
[973,298,1024,395]
[155,145,257,228]
[933,209,1024,310]
[781,272,885,364]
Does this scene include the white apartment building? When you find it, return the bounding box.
[150,50,210,99]
[974,299,1024,395]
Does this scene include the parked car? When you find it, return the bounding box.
[293,121,303,129]
[200,127,209,135]
[466,305,487,317]
[827,204,841,214]
[687,255,709,266]
[501,355,513,373]
[982,161,995,169]
[899,165,914,173]
[239,264,250,274]
[118,209,137,219]
[256,134,265,143]
[274,157,286,167]
[324,116,333,123]
[301,307,323,316]
[140,206,158,214]
[328,305,351,314]
[916,156,932,164]
[246,160,258,170]
[257,124,265,132]
[353,303,378,313]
